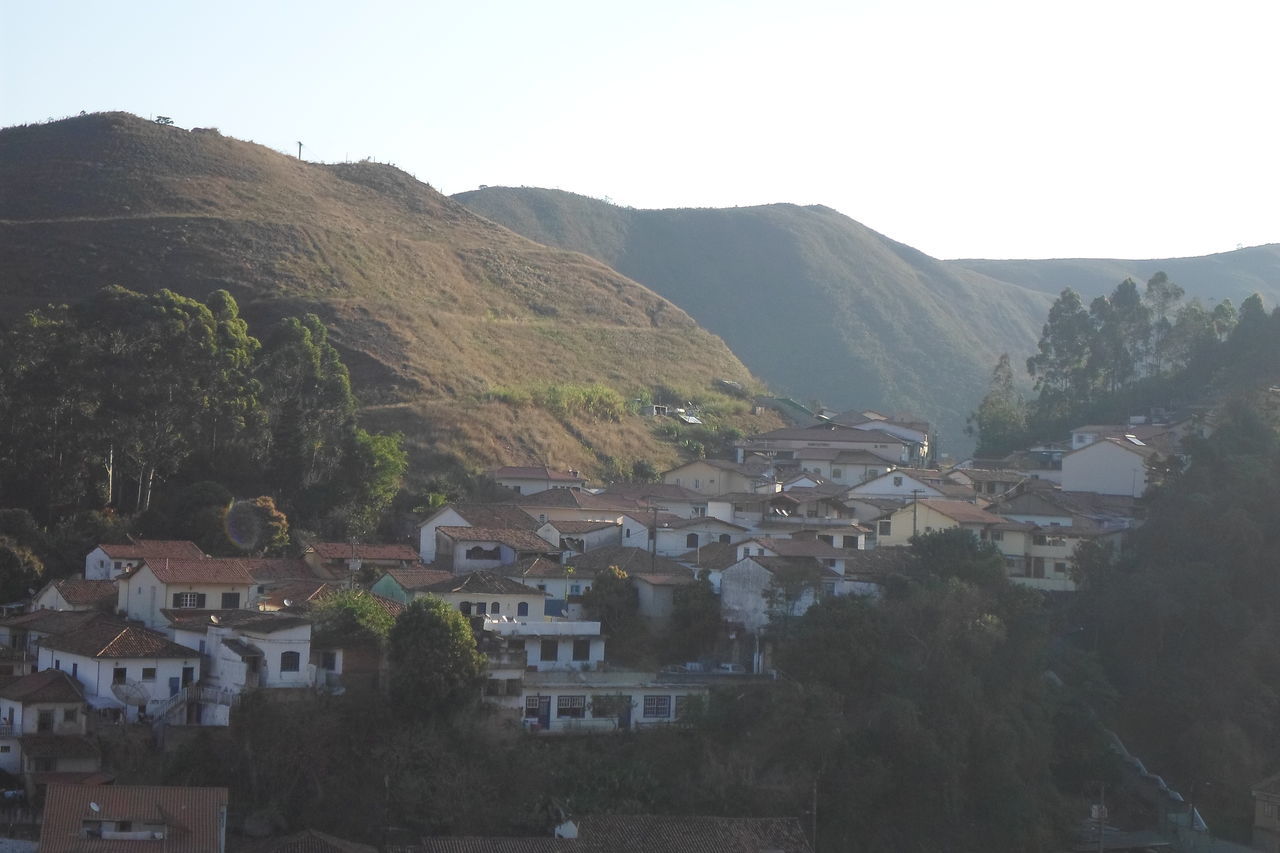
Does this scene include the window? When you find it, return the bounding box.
[893,476,903,487]
[321,651,337,671]
[71,663,77,678]
[643,695,672,718]
[686,533,699,548]
[832,468,843,479]
[475,602,487,616]
[625,528,631,538]
[141,668,156,681]
[0,746,9,754]
[63,708,76,724]
[37,710,54,732]
[572,639,591,661]
[512,486,521,494]
[490,602,500,615]
[719,534,731,544]
[54,659,61,671]
[464,545,501,561]
[1054,562,1068,574]
[112,667,127,685]
[990,531,1003,542]
[280,651,301,672]
[220,592,241,609]
[693,505,707,517]
[540,639,559,662]
[557,695,586,718]
[868,469,880,479]
[173,592,206,609]
[674,695,689,718]
[877,520,892,537]
[31,757,55,773]
[517,602,529,616]
[460,602,472,616]
[570,584,581,596]
[524,696,541,718]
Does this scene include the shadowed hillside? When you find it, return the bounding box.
[0,113,780,480]
[454,187,1053,454]
[953,245,1280,304]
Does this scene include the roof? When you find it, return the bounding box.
[97,540,204,561]
[665,457,772,476]
[423,571,543,596]
[138,557,254,585]
[500,556,573,579]
[45,579,117,607]
[41,623,200,660]
[0,609,124,635]
[436,526,556,551]
[406,815,811,853]
[564,546,689,576]
[0,669,85,704]
[745,537,852,559]
[913,500,1006,525]
[221,638,262,660]
[379,567,457,591]
[490,466,586,482]
[259,580,336,611]
[515,489,637,511]
[241,830,377,853]
[550,520,619,534]
[39,783,228,853]
[240,557,320,583]
[307,542,420,562]
[429,503,542,531]
[1066,435,1160,459]
[842,546,921,577]
[597,483,707,503]
[19,734,100,760]
[675,542,740,572]
[631,573,695,587]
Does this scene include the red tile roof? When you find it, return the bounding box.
[47,579,118,607]
[140,557,254,585]
[379,567,457,591]
[423,571,544,596]
[0,669,85,704]
[436,527,556,551]
[240,557,320,583]
[915,499,1006,525]
[423,503,541,531]
[308,542,420,562]
[98,540,205,561]
[41,623,200,660]
[39,783,228,853]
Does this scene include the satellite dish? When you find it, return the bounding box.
[89,802,101,813]
[209,614,220,625]
[283,599,294,608]
[110,680,151,708]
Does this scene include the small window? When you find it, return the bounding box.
[490,602,500,615]
[893,476,903,487]
[141,668,156,681]
[517,602,529,617]
[71,662,77,677]
[540,639,559,662]
[280,651,301,672]
[643,695,672,718]
[460,602,472,616]
[221,592,241,609]
[877,520,891,537]
[572,638,591,661]
[112,668,127,685]
[625,528,632,538]
[173,592,206,609]
[63,708,76,723]
[321,651,337,670]
[524,696,541,718]
[570,584,581,596]
[990,531,1004,542]
[557,695,586,718]
[686,533,699,548]
[476,602,487,616]
[0,746,9,754]
[832,468,843,479]
[719,534,731,544]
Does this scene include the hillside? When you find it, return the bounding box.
[952,244,1280,304]
[454,187,1053,455]
[0,113,780,481]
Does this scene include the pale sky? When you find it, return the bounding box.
[4,0,1277,260]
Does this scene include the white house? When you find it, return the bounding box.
[489,466,587,495]
[117,558,256,629]
[484,617,606,673]
[418,571,547,620]
[416,503,544,563]
[434,526,559,573]
[30,579,117,612]
[37,622,201,723]
[846,469,973,502]
[84,540,204,581]
[550,519,624,555]
[1061,436,1159,497]
[0,669,99,784]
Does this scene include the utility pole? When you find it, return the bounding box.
[911,489,922,538]
[297,141,303,160]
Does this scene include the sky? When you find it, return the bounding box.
[3,0,1278,260]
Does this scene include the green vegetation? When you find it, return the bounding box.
[387,596,486,719]
[486,382,626,421]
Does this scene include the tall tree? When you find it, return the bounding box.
[1026,288,1095,423]
[387,596,486,719]
[967,353,1028,458]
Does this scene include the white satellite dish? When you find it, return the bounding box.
[110,680,151,708]
[89,802,101,813]
[209,614,220,625]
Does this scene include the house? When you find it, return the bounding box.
[720,555,830,636]
[514,489,638,526]
[632,573,696,626]
[874,499,1006,548]
[489,466,587,495]
[412,815,812,852]
[832,411,932,464]
[0,669,102,791]
[434,527,559,573]
[597,483,730,522]
[0,610,124,659]
[736,422,911,465]
[416,503,544,563]
[38,782,228,853]
[83,540,205,581]
[31,579,117,613]
[721,487,859,534]
[500,557,595,619]
[647,515,749,556]
[993,522,1122,592]
[661,457,774,496]
[309,591,405,694]
[1061,435,1160,497]
[239,830,376,853]
[419,571,547,620]
[846,469,974,502]
[783,448,897,486]
[117,557,255,629]
[550,519,623,555]
[945,467,1026,498]
[303,542,422,583]
[1254,771,1280,852]
[36,622,201,723]
[368,567,457,604]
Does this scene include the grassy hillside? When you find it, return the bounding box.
[454,187,1053,455]
[953,244,1280,304]
[0,113,780,481]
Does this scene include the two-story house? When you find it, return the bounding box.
[83,540,204,581]
[417,503,548,563]
[31,579,118,613]
[117,558,255,629]
[39,783,228,853]
[0,669,101,790]
[489,466,588,495]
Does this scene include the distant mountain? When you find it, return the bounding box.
[952,245,1280,305]
[454,187,1053,454]
[0,113,779,480]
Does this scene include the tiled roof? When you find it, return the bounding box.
[550,520,619,534]
[259,580,336,610]
[241,830,377,853]
[240,557,320,583]
[746,537,850,559]
[308,542,420,561]
[0,669,84,704]
[19,734,100,759]
[380,567,457,591]
[39,783,228,853]
[41,623,200,660]
[631,573,695,587]
[436,526,556,551]
[140,557,254,585]
[47,579,117,607]
[491,466,586,482]
[915,499,1005,525]
[426,503,540,531]
[0,609,124,635]
[423,571,543,596]
[675,542,740,572]
[98,540,205,561]
[501,556,577,579]
[597,483,706,503]
[565,546,688,575]
[842,546,921,577]
[515,489,637,511]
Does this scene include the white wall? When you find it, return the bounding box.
[37,647,200,723]
[1062,442,1148,497]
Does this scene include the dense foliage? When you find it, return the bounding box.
[387,596,486,719]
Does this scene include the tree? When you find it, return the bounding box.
[311,589,396,646]
[583,566,647,664]
[0,537,43,602]
[666,573,721,662]
[1026,288,1095,422]
[966,354,1028,458]
[329,429,407,539]
[387,596,486,718]
[224,496,290,555]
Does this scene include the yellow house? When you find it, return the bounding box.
[875,499,1004,548]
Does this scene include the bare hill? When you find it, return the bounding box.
[454,187,1053,454]
[0,113,779,479]
[952,245,1280,304]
